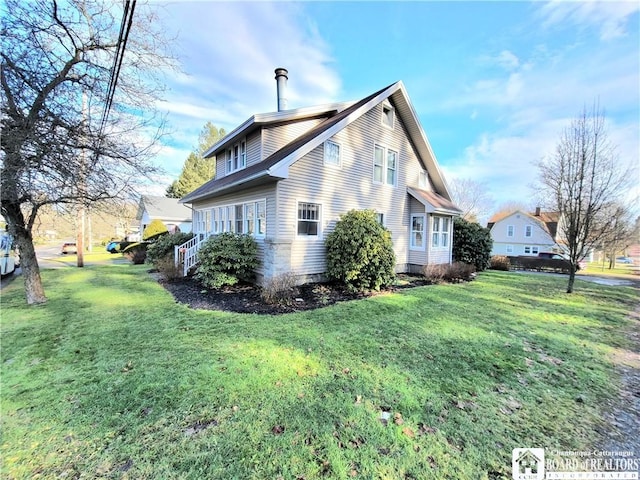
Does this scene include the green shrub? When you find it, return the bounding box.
[195,233,259,289]
[452,217,493,271]
[423,262,476,284]
[260,273,299,306]
[146,232,194,266]
[489,255,511,271]
[154,256,184,281]
[325,209,396,292]
[142,219,168,241]
[123,242,149,264]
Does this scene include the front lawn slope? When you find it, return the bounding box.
[1,267,636,479]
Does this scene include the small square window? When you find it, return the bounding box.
[382,104,394,128]
[324,140,341,167]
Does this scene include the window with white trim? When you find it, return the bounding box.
[235,205,244,233]
[524,245,539,255]
[256,201,266,236]
[244,203,255,235]
[376,213,384,226]
[382,103,395,129]
[225,139,247,175]
[410,214,425,250]
[432,216,450,248]
[507,225,514,237]
[506,244,514,254]
[324,140,341,167]
[525,225,532,237]
[373,144,398,186]
[418,170,429,189]
[297,203,320,236]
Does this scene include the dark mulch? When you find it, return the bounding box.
[159,274,432,315]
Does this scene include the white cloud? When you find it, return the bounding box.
[150,1,341,178]
[537,1,640,41]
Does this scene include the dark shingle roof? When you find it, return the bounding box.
[180,84,393,204]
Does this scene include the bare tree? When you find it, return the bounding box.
[449,178,494,223]
[1,0,176,304]
[597,203,637,268]
[537,104,632,293]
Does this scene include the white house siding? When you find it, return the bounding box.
[276,100,439,277]
[408,196,427,266]
[490,212,556,256]
[189,184,278,277]
[261,118,324,160]
[214,130,262,177]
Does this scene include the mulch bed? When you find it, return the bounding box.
[159,274,431,315]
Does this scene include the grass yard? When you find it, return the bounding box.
[1,265,637,479]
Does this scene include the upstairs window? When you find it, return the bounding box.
[507,225,514,237]
[324,140,341,167]
[525,225,532,237]
[382,103,395,129]
[226,139,247,175]
[298,203,320,236]
[373,144,398,186]
[418,170,429,189]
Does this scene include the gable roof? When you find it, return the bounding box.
[182,81,453,204]
[487,209,560,238]
[138,195,192,222]
[407,187,462,215]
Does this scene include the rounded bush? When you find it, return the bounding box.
[452,217,493,271]
[122,242,149,264]
[146,232,194,266]
[195,233,259,289]
[325,209,396,292]
[142,219,168,241]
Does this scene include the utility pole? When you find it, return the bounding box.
[77,89,87,267]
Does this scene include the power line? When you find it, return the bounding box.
[100,0,136,133]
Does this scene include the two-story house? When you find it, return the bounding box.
[487,208,560,256]
[177,69,461,284]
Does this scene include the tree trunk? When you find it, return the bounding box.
[4,204,47,304]
[566,266,576,294]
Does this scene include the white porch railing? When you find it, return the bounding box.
[175,233,210,277]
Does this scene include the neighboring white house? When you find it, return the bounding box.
[177,69,461,284]
[487,208,560,256]
[137,195,192,236]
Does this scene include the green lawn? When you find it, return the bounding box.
[1,266,637,479]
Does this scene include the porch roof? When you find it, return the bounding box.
[407,187,462,216]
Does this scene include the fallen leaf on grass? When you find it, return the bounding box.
[272,425,285,435]
[402,427,415,438]
[393,413,404,425]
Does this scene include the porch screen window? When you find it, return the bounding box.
[432,216,450,248]
[244,203,255,235]
[298,203,320,236]
[410,214,425,249]
[235,205,243,233]
[257,201,266,235]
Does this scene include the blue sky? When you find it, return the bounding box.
[152,1,639,212]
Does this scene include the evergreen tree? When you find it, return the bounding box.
[167,122,226,198]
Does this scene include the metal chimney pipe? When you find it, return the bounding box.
[274,67,288,111]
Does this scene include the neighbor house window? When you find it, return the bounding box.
[507,225,514,237]
[382,103,395,129]
[410,214,425,250]
[506,244,514,254]
[524,245,539,255]
[432,216,450,248]
[525,225,532,237]
[324,140,341,167]
[298,203,320,236]
[373,144,398,186]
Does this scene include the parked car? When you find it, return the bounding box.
[537,252,585,270]
[106,241,120,254]
[61,242,77,254]
[616,256,634,264]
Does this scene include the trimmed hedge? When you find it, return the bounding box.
[507,256,572,274]
[142,219,168,241]
[122,242,149,264]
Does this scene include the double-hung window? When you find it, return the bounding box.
[410,214,425,250]
[525,225,532,237]
[507,225,514,237]
[373,144,398,186]
[235,205,244,233]
[432,216,450,248]
[244,203,255,235]
[256,201,266,236]
[226,139,247,175]
[298,203,320,236]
